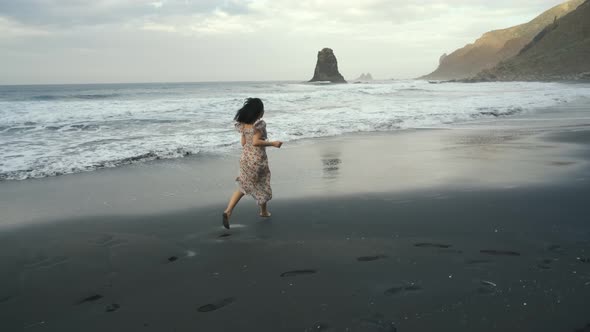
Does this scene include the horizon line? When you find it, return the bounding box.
[0,79,306,87]
[0,77,413,87]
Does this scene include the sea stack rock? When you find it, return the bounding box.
[309,48,347,83]
[354,73,374,81]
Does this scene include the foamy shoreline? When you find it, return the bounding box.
[2,81,590,181]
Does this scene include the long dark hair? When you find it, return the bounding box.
[234,98,264,124]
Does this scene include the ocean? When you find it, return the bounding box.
[1,80,590,181]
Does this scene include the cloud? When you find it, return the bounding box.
[150,2,164,9]
[0,16,49,38]
[140,10,258,35]
[142,22,177,33]
[0,0,254,27]
[129,0,569,38]
[0,0,573,83]
[0,0,570,42]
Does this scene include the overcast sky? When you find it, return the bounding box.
[0,0,571,84]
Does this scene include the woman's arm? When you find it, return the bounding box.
[253,131,282,148]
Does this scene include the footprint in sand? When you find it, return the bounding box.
[477,280,498,296]
[547,244,565,255]
[167,256,179,263]
[304,322,333,331]
[93,234,127,248]
[384,286,404,296]
[105,303,120,312]
[477,286,496,295]
[24,255,69,270]
[280,269,317,277]
[438,249,463,254]
[197,297,236,313]
[404,283,423,291]
[465,258,493,265]
[537,258,554,270]
[0,295,14,303]
[414,243,452,249]
[357,254,388,262]
[357,315,397,332]
[480,249,521,256]
[77,294,103,304]
[550,161,576,166]
[167,250,198,263]
[384,283,423,296]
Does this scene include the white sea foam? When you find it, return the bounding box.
[1,80,589,180]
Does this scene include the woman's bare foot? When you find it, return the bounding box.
[259,212,271,218]
[222,211,231,229]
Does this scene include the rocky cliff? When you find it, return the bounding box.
[309,48,347,83]
[420,0,583,80]
[471,0,590,81]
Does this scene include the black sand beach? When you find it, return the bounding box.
[1,102,590,331]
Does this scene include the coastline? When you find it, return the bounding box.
[2,98,589,229]
[0,100,589,331]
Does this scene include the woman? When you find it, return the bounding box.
[223,98,283,229]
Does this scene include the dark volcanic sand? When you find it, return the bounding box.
[1,182,590,331]
[1,103,590,331]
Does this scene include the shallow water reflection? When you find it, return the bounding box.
[320,149,342,181]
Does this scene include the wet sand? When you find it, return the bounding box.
[1,103,590,331]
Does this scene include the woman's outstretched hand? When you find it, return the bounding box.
[272,141,283,148]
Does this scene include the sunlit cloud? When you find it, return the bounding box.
[0,0,575,84]
[150,2,164,9]
[142,22,177,33]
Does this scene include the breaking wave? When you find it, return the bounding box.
[1,80,589,181]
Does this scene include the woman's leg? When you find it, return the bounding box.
[223,190,244,229]
[225,190,244,216]
[259,202,271,217]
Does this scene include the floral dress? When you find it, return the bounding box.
[235,119,272,205]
